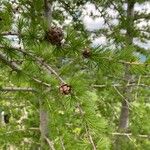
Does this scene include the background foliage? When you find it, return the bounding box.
[0,0,149,149]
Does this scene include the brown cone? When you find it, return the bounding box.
[59,84,71,95]
[82,48,91,58]
[45,27,64,46]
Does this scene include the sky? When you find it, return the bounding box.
[82,2,150,49]
[4,1,150,52]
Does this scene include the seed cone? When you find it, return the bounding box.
[82,48,91,58]
[59,84,71,95]
[45,27,64,46]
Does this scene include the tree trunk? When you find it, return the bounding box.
[118,65,131,131]
[39,102,49,149]
[118,0,134,132]
[44,0,53,29]
[115,0,135,149]
[39,1,53,149]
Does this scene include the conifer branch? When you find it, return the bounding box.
[113,85,132,109]
[0,51,22,71]
[44,136,56,150]
[0,32,19,36]
[0,87,35,92]
[133,45,150,55]
[92,1,114,32]
[56,128,66,150]
[134,75,141,101]
[112,132,150,139]
[102,57,150,66]
[134,12,150,20]
[76,103,97,150]
[0,49,51,87]
[32,78,51,87]
[60,137,66,150]
[109,1,125,18]
[85,124,97,150]
[93,83,150,88]
[0,128,40,135]
[119,60,150,66]
[0,46,66,83]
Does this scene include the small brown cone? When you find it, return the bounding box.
[82,48,91,58]
[45,27,64,46]
[59,84,71,95]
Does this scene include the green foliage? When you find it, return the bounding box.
[0,3,12,32]
[0,0,149,149]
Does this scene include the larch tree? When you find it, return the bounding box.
[0,0,150,150]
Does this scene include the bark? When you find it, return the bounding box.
[39,103,49,149]
[118,65,131,131]
[115,0,135,149]
[44,0,53,29]
[118,0,135,132]
[40,108,49,138]
[39,0,53,149]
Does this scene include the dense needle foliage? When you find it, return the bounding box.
[0,0,149,149]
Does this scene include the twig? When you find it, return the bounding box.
[85,124,97,150]
[0,51,51,87]
[32,77,51,87]
[0,51,21,71]
[0,128,39,135]
[44,136,56,150]
[119,60,150,66]
[0,32,19,36]
[60,137,66,150]
[93,83,150,88]
[102,56,150,66]
[113,86,132,109]
[76,103,96,150]
[134,75,141,101]
[112,132,150,139]
[134,12,150,20]
[0,87,35,92]
[1,46,66,83]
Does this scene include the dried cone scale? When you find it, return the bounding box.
[45,27,64,46]
[59,84,71,95]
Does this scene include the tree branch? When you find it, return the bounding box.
[44,0,53,29]
[0,46,66,83]
[44,136,56,150]
[0,50,51,87]
[85,124,97,150]
[76,103,96,150]
[0,32,19,36]
[134,12,150,20]
[0,51,21,71]
[102,56,150,66]
[0,87,35,92]
[93,83,150,88]
[60,137,66,150]
[112,132,150,139]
